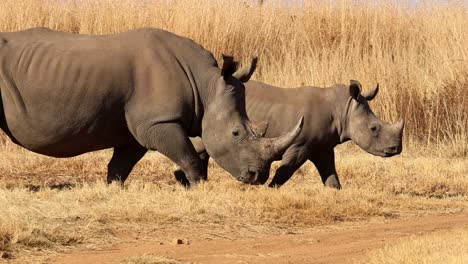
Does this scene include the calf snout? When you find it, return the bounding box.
[384,145,402,156]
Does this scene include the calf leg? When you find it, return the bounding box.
[268,146,307,188]
[135,123,207,187]
[107,142,147,184]
[309,148,342,190]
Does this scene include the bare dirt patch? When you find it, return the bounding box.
[52,213,468,264]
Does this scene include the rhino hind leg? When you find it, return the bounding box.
[309,148,342,190]
[268,161,306,187]
[107,142,147,184]
[135,122,207,186]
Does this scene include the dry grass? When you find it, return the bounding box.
[359,227,468,264]
[0,144,466,262]
[0,0,466,152]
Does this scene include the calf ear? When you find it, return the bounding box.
[233,57,258,83]
[363,84,379,101]
[221,54,238,80]
[349,80,362,100]
[251,121,269,137]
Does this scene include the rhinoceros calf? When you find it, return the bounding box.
[0,27,304,186]
[176,80,404,189]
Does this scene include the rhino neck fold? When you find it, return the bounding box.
[197,70,221,109]
[335,95,353,144]
[180,58,220,137]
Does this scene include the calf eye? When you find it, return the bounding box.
[370,124,380,136]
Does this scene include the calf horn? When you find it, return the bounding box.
[396,118,405,133]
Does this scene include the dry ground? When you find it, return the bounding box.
[0,142,466,263]
[54,214,468,264]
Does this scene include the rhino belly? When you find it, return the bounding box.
[2,107,135,158]
[6,126,134,158]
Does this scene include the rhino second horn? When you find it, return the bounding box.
[270,116,304,156]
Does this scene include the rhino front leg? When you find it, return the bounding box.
[268,146,307,187]
[174,149,209,185]
[310,148,342,190]
[107,141,147,184]
[136,123,207,187]
[173,137,209,185]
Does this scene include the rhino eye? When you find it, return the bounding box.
[370,124,380,136]
[232,128,240,137]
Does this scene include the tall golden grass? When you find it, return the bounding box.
[0,0,466,154]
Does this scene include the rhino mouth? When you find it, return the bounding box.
[382,145,402,157]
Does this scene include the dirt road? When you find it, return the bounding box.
[53,213,468,264]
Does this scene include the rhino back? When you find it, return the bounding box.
[0,28,214,157]
[245,81,339,147]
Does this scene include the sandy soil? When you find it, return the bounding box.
[52,213,468,264]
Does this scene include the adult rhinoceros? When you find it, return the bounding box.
[0,27,303,186]
[176,80,404,189]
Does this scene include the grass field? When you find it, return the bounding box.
[1,145,466,263]
[0,0,467,263]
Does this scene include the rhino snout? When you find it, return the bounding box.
[239,166,267,185]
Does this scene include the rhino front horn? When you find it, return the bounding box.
[270,116,304,156]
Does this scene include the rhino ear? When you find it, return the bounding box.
[349,80,362,100]
[221,54,239,80]
[362,83,379,101]
[251,121,269,137]
[232,57,258,83]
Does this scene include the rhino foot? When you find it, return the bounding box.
[173,169,190,187]
[324,175,342,190]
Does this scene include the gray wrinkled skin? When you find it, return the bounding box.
[177,80,404,189]
[0,27,303,186]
